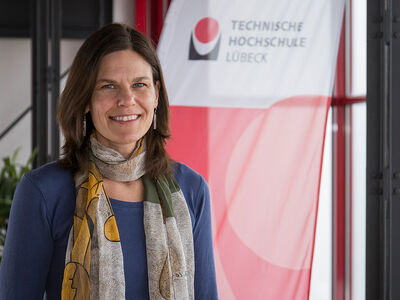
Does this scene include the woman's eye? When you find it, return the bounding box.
[101,84,115,89]
[133,82,146,88]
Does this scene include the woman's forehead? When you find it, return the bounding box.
[97,50,153,79]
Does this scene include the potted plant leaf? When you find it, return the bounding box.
[0,148,37,262]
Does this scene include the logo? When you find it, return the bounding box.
[189,17,221,60]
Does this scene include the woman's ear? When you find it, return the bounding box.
[155,81,160,108]
[85,105,89,114]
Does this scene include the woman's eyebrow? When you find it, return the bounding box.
[132,76,151,81]
[95,79,116,84]
[95,77,152,84]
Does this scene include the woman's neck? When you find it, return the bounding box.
[94,131,140,159]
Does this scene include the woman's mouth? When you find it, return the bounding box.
[110,114,140,122]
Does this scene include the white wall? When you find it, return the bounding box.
[0,38,83,167]
[113,0,134,26]
[0,39,32,166]
[352,102,366,300]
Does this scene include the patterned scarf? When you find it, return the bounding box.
[61,136,194,299]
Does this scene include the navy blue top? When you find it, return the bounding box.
[110,199,149,299]
[0,162,218,300]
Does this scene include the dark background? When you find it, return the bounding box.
[0,0,112,38]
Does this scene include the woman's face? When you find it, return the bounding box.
[88,50,159,157]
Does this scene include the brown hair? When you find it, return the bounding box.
[57,23,171,177]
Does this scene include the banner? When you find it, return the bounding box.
[158,1,344,299]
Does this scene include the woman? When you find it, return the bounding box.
[0,23,218,300]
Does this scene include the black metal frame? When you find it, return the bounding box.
[32,0,50,167]
[31,0,61,167]
[50,0,61,161]
[367,0,400,299]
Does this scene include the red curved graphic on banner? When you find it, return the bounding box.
[168,96,330,299]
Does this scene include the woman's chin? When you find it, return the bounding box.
[113,138,141,147]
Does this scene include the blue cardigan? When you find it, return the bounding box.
[0,161,218,300]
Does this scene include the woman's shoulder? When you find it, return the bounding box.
[13,161,76,240]
[173,162,208,191]
[19,161,76,216]
[172,162,210,216]
[25,161,75,193]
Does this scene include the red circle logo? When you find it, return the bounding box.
[194,17,219,43]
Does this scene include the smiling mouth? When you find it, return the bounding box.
[110,115,140,122]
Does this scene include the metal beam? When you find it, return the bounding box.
[50,0,61,161]
[32,0,49,167]
[367,0,400,298]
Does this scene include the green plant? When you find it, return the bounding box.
[0,148,37,261]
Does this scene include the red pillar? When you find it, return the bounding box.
[332,18,347,300]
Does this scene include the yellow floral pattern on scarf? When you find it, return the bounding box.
[61,161,119,299]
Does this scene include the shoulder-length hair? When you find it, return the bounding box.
[57,23,171,178]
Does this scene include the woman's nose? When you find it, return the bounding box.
[117,87,136,106]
